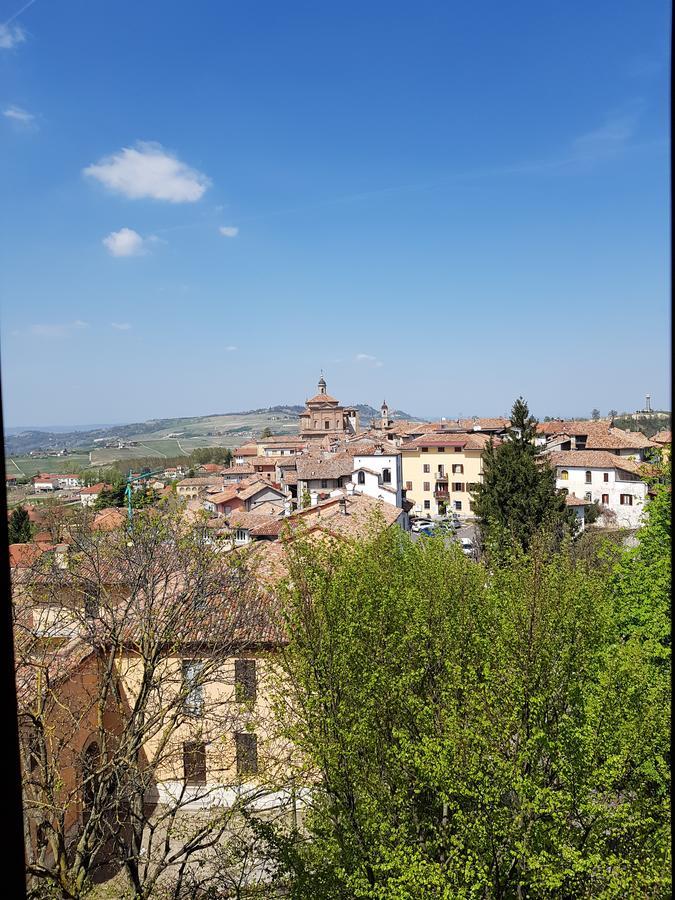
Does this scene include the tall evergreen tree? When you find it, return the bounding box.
[8,505,32,543]
[473,396,576,553]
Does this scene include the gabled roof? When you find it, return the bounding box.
[80,482,112,494]
[547,450,647,476]
[296,454,354,480]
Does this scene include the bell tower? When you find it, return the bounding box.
[380,399,391,430]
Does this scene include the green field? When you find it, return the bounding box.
[7,455,91,478]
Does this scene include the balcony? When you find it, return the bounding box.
[434,471,448,482]
[434,489,449,500]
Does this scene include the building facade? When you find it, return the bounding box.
[298,376,359,440]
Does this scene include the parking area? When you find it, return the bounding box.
[409,519,479,556]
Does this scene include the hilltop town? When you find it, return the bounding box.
[7,376,671,897]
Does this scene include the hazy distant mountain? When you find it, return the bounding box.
[3,403,425,456]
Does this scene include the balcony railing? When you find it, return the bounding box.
[435,471,448,482]
[434,489,449,500]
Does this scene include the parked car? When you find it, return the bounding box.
[411,518,433,532]
[434,520,456,533]
[459,537,475,556]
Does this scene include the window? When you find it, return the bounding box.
[234,528,248,544]
[601,494,609,505]
[421,447,428,453]
[620,494,633,506]
[182,659,204,716]
[452,464,463,474]
[423,464,430,473]
[452,482,464,492]
[84,587,99,619]
[234,658,257,702]
[437,447,444,453]
[183,741,206,784]
[437,465,445,476]
[235,733,258,775]
[423,482,430,492]
[454,501,462,511]
[454,447,461,453]
[585,471,592,484]
[321,480,328,489]
[382,468,391,483]
[324,421,330,430]
[405,481,412,490]
[603,472,609,482]
[357,471,366,485]
[560,470,569,480]
[423,500,431,510]
[585,492,592,501]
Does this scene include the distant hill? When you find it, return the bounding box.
[4,403,425,456]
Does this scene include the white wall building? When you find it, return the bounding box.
[548,451,649,529]
[350,451,404,508]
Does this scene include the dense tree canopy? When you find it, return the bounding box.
[263,507,670,898]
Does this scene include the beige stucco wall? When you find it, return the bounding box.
[401,447,485,516]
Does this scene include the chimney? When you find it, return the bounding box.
[310,491,318,507]
[283,498,292,517]
[346,481,355,495]
[338,496,348,515]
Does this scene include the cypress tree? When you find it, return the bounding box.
[8,505,32,543]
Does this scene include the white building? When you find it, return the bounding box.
[80,482,111,507]
[350,450,404,508]
[548,451,649,529]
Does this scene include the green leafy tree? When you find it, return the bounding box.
[260,427,273,439]
[264,524,670,899]
[472,396,576,554]
[8,505,32,543]
[93,483,126,510]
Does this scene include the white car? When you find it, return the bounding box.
[411,518,433,532]
[459,537,475,556]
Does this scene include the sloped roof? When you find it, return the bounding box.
[296,454,354,480]
[547,450,647,476]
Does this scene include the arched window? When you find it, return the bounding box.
[382,468,391,483]
[357,471,365,484]
[560,470,569,480]
[585,471,592,484]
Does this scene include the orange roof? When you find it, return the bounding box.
[9,543,45,567]
[80,482,111,494]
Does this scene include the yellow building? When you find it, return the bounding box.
[399,432,493,518]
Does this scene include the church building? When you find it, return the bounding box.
[298,376,360,440]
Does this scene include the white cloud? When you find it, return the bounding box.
[572,111,640,159]
[102,228,149,257]
[111,322,132,330]
[30,320,88,339]
[84,141,211,203]
[0,23,25,49]
[356,353,384,368]
[225,345,237,352]
[3,105,35,126]
[219,225,239,237]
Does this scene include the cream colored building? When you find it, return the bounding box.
[400,432,493,518]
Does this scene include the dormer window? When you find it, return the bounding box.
[382,468,391,483]
[560,470,569,480]
[357,471,366,485]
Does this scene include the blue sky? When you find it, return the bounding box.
[0,1,670,426]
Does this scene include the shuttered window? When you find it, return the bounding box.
[235,733,258,775]
[235,658,257,702]
[183,742,206,784]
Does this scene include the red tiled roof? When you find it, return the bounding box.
[80,482,112,494]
